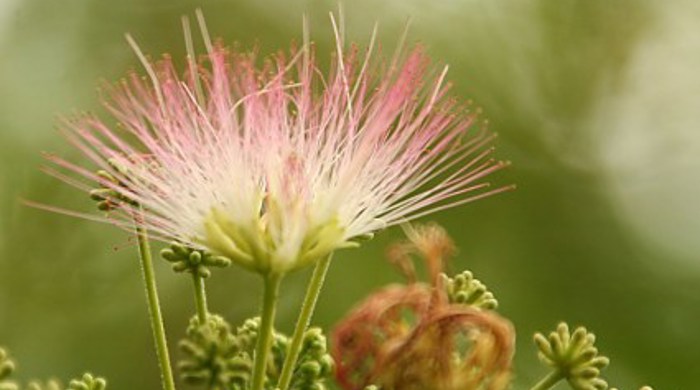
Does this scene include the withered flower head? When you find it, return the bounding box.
[332,223,514,390]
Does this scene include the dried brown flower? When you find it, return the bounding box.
[332,223,514,390]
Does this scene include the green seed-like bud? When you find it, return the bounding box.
[300,361,321,377]
[0,348,15,382]
[208,256,232,267]
[89,189,111,201]
[197,268,211,278]
[0,362,14,381]
[573,366,600,379]
[189,251,202,265]
[160,248,178,262]
[589,356,610,369]
[172,262,189,273]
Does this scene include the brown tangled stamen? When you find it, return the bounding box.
[331,223,515,390]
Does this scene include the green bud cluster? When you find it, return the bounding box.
[0,384,18,390]
[179,314,252,389]
[0,348,17,390]
[230,318,289,389]
[178,316,284,390]
[13,375,106,390]
[161,242,231,278]
[178,315,334,390]
[0,348,15,381]
[0,346,106,390]
[25,381,61,390]
[442,270,498,310]
[66,374,106,390]
[89,163,137,212]
[534,323,610,390]
[231,318,274,362]
[288,328,334,390]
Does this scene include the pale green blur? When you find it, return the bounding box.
[1,0,698,389]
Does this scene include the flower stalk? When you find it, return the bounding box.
[251,273,283,390]
[530,370,565,390]
[192,274,208,324]
[277,254,333,390]
[135,217,175,390]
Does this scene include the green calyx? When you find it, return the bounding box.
[161,241,231,278]
[203,209,265,272]
[203,208,350,275]
[442,270,499,310]
[297,220,347,268]
[534,323,609,390]
[178,315,334,390]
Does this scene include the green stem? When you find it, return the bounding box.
[251,273,283,390]
[276,254,333,390]
[530,370,565,390]
[192,273,208,324]
[135,220,176,390]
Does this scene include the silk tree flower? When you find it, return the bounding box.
[40,22,512,275]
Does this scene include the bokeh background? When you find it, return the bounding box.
[1,0,699,388]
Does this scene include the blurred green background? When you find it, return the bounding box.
[1,0,699,388]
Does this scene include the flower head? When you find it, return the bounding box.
[331,224,514,390]
[41,14,511,274]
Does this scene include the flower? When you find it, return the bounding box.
[40,15,511,274]
[331,223,514,390]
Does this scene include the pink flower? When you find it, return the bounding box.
[40,17,511,274]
